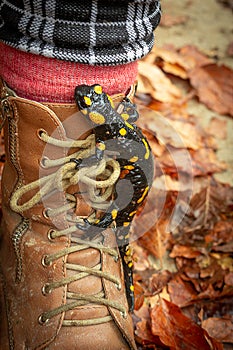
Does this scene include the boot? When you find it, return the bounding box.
[0,78,137,350]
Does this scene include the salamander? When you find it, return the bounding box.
[73,84,154,311]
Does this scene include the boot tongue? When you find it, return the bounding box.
[74,193,93,217]
[66,242,103,296]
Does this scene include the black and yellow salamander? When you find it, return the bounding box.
[73,84,154,311]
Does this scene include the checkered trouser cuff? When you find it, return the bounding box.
[0,0,161,66]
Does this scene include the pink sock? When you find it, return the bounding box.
[0,43,138,103]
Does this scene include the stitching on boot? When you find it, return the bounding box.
[12,217,30,283]
[7,108,24,189]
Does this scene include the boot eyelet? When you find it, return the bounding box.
[37,128,48,140]
[42,283,52,295]
[39,156,50,169]
[115,282,121,291]
[120,310,127,319]
[43,208,51,219]
[47,229,56,241]
[41,255,52,267]
[38,314,49,325]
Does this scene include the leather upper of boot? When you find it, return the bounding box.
[0,79,137,350]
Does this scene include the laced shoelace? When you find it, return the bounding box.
[10,130,127,326]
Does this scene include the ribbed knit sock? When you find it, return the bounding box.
[0,43,138,103]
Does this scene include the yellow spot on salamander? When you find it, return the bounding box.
[142,138,150,160]
[125,249,131,256]
[123,222,130,227]
[129,156,138,163]
[124,233,129,239]
[128,262,133,268]
[137,186,149,204]
[94,85,102,94]
[130,285,134,292]
[84,96,92,106]
[89,112,105,124]
[121,113,129,120]
[81,109,88,115]
[107,95,115,109]
[119,128,127,136]
[129,210,137,217]
[97,143,106,151]
[124,165,134,170]
[125,121,134,130]
[95,219,100,224]
[111,209,118,220]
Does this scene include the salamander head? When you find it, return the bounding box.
[75,84,116,125]
[75,84,103,109]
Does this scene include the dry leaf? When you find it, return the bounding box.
[134,281,145,311]
[135,319,162,349]
[189,64,233,117]
[168,275,197,307]
[191,148,226,176]
[179,45,213,69]
[225,272,233,286]
[202,317,233,343]
[170,245,201,259]
[138,219,170,259]
[138,61,182,103]
[151,45,212,79]
[137,108,203,151]
[151,298,224,350]
[208,117,227,140]
[149,270,172,295]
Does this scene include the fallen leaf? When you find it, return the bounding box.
[179,45,213,69]
[151,45,212,79]
[138,61,182,103]
[225,272,233,286]
[202,316,233,343]
[168,275,197,307]
[134,281,145,311]
[189,64,233,117]
[137,108,204,151]
[191,148,226,176]
[151,298,224,350]
[149,270,173,295]
[138,219,171,260]
[208,117,227,140]
[170,245,201,259]
[153,175,193,192]
[134,306,163,348]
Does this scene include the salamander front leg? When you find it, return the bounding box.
[70,139,105,169]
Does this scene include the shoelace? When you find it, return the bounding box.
[10,129,127,326]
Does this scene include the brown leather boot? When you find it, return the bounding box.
[0,78,137,350]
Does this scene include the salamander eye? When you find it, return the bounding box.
[77,96,92,109]
[84,96,92,106]
[93,85,103,94]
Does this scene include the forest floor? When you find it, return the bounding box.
[132,1,233,349]
[156,0,233,185]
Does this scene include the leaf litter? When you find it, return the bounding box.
[133,37,233,349]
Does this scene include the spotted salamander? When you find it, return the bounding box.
[73,84,154,311]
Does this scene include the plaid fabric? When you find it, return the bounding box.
[0,0,161,65]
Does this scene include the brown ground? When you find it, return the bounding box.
[156,0,233,185]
